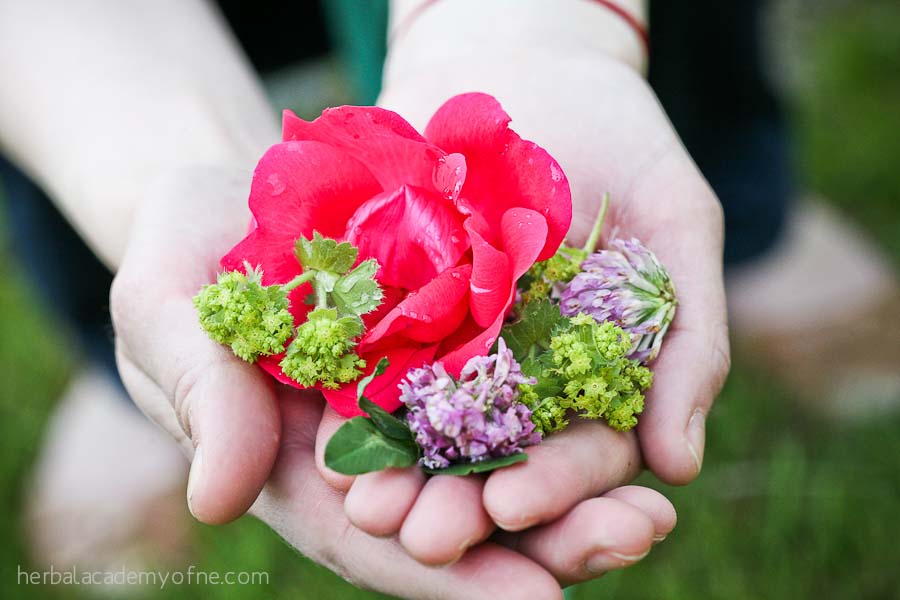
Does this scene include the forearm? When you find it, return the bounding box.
[0,0,278,268]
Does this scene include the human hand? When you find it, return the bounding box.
[320,4,729,571]
[110,167,675,599]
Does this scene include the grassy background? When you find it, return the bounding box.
[1,1,898,598]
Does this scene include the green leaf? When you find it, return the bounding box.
[423,453,528,476]
[356,357,389,399]
[521,353,565,399]
[295,231,358,274]
[331,259,383,317]
[501,300,567,359]
[324,417,419,475]
[359,396,413,442]
[354,358,414,442]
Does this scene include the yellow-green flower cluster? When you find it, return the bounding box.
[193,266,294,362]
[194,233,382,390]
[519,314,652,433]
[279,308,367,389]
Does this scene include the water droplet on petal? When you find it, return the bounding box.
[267,173,286,195]
[550,164,563,182]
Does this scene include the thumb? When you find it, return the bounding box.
[111,166,282,525]
[182,359,281,524]
[112,286,282,525]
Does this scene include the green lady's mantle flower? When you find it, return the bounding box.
[279,308,367,389]
[519,313,652,434]
[194,233,382,389]
[193,264,296,362]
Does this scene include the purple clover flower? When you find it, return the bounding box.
[559,237,677,363]
[400,338,542,469]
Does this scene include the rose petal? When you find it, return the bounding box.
[440,208,548,374]
[283,107,446,194]
[362,264,472,346]
[466,221,510,328]
[424,93,571,261]
[346,185,469,290]
[222,140,381,283]
[432,152,467,203]
[322,344,439,416]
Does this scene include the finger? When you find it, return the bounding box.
[315,405,356,491]
[111,168,282,524]
[483,419,641,531]
[255,400,563,600]
[510,494,658,585]
[399,475,494,566]
[626,163,731,485]
[345,467,426,537]
[114,273,282,526]
[602,485,677,542]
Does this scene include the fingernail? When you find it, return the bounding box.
[685,409,706,475]
[652,534,667,543]
[186,445,204,518]
[585,549,650,574]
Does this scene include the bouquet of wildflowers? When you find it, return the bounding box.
[194,93,677,476]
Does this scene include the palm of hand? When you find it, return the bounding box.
[112,59,721,597]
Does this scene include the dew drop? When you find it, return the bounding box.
[550,164,563,182]
[267,173,286,195]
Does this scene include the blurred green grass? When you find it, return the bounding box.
[1,2,898,598]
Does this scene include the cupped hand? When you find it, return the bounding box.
[327,43,730,564]
[110,166,676,599]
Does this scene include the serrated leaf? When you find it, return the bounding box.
[295,231,358,274]
[324,417,419,475]
[521,353,565,400]
[423,453,528,476]
[501,300,567,359]
[332,259,382,317]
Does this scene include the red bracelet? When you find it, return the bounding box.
[588,0,650,56]
[391,0,649,58]
[389,0,440,46]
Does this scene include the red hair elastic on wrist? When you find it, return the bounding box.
[588,0,650,56]
[390,0,649,57]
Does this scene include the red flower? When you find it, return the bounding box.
[222,93,572,416]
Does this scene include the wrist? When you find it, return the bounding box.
[387,0,648,80]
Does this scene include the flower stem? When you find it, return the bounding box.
[582,192,610,255]
[284,271,316,292]
[315,282,329,309]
